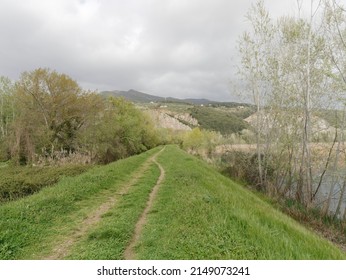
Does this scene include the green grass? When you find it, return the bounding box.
[0,145,345,260]
[0,147,161,259]
[135,146,345,259]
[66,163,161,259]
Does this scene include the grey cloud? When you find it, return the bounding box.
[0,0,307,101]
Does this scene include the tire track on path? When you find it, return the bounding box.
[124,149,165,260]
[44,148,164,260]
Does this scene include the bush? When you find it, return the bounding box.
[221,151,274,190]
[86,97,160,164]
[182,128,222,156]
[0,165,90,202]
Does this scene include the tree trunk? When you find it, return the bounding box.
[303,0,314,207]
[322,109,345,216]
[314,127,338,199]
[255,93,264,188]
[334,177,346,219]
[0,93,4,138]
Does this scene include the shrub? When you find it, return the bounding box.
[221,151,274,190]
[0,165,90,202]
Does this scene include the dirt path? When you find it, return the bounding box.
[44,149,163,260]
[124,155,165,260]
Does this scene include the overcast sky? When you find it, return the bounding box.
[0,0,310,101]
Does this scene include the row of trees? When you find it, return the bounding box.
[0,68,159,165]
[237,0,346,219]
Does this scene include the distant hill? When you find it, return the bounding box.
[100,89,256,135]
[101,89,167,103]
[100,89,251,107]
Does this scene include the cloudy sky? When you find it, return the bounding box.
[0,0,309,101]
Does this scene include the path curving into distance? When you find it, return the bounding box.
[44,148,165,260]
[124,153,165,260]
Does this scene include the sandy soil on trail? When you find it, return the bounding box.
[123,157,165,260]
[43,150,162,260]
[45,197,116,260]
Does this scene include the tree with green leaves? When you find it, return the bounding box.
[83,97,159,163]
[10,68,103,164]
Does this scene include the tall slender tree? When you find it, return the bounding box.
[237,0,274,188]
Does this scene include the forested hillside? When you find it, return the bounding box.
[189,106,251,135]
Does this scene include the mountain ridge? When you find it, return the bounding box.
[100,89,250,107]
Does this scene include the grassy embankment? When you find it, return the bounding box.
[136,146,345,259]
[0,145,345,259]
[0,147,161,259]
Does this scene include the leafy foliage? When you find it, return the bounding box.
[80,97,159,163]
[182,127,221,156]
[0,69,160,166]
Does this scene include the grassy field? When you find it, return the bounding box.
[0,145,345,260]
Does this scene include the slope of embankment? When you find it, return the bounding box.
[0,145,344,260]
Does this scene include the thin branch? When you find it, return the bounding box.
[313,127,337,198]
